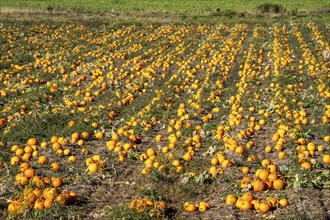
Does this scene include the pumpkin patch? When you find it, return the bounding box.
[0,19,329,219]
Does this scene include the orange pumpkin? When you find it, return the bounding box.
[273,179,285,190]
[226,194,237,205]
[252,179,267,192]
[259,202,271,213]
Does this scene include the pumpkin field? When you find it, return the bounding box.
[0,19,329,219]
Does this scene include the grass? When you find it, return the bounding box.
[0,0,329,14]
[256,3,287,14]
[0,0,330,23]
